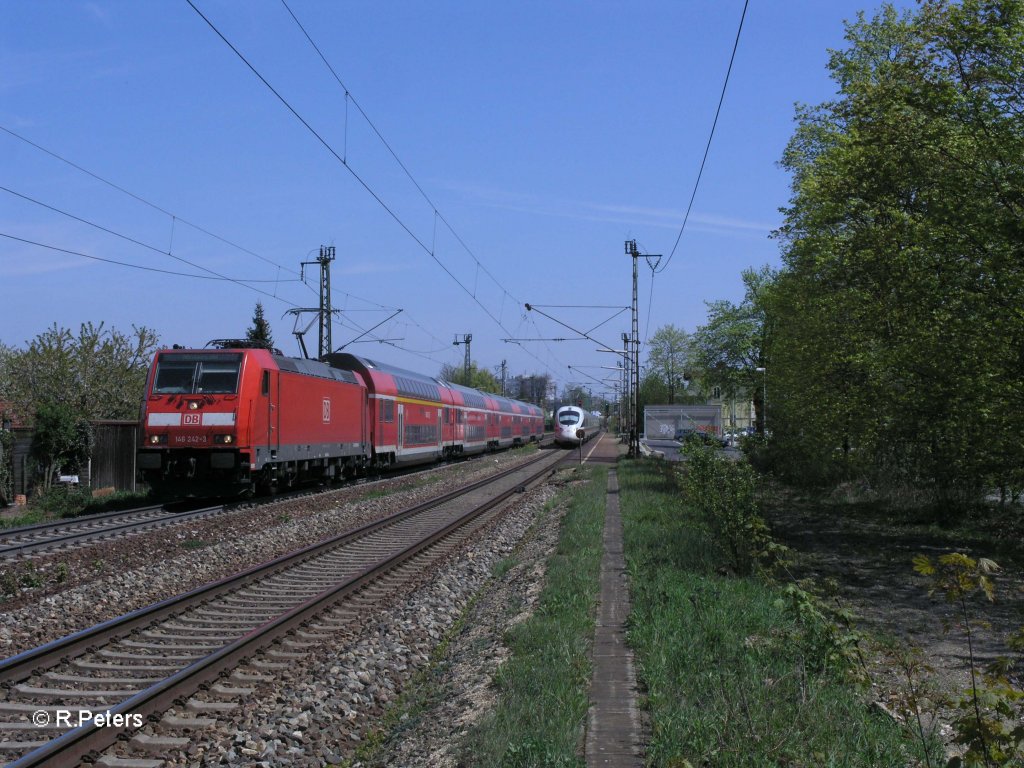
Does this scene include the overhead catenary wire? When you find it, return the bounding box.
[1,232,298,284]
[642,0,748,349]
[2,184,456,357]
[188,0,558,380]
[2,184,298,305]
[658,0,749,275]
[0,138,451,361]
[0,124,304,283]
[279,0,518,331]
[186,0,477,312]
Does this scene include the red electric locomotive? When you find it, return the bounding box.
[138,342,368,494]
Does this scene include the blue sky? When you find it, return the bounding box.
[1,0,911,398]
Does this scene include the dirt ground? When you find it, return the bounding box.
[758,481,1024,754]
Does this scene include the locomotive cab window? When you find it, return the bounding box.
[153,353,242,395]
[153,360,196,394]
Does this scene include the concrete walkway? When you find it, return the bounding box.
[585,467,645,766]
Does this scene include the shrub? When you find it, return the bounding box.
[31,485,91,518]
[681,441,784,575]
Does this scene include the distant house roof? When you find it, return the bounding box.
[0,400,27,429]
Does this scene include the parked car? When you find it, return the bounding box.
[675,428,715,446]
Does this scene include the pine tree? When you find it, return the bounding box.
[246,302,274,348]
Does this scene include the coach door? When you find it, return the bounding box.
[262,369,280,459]
[397,403,405,453]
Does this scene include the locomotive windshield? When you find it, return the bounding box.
[558,409,581,425]
[153,353,242,395]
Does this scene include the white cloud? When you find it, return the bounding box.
[435,180,776,237]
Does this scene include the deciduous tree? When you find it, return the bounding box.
[438,361,500,394]
[693,267,774,432]
[644,325,696,404]
[0,323,159,423]
[770,0,1024,502]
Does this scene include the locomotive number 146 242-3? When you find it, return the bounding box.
[173,435,209,445]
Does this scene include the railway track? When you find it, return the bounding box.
[0,448,566,767]
[0,504,228,560]
[0,438,556,562]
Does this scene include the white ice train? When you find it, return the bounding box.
[553,404,602,447]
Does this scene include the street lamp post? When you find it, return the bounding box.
[755,367,767,435]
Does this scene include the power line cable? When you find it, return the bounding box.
[1,61,459,364]
[658,0,749,274]
[278,3,530,354]
[1,232,294,284]
[2,184,297,304]
[3,184,432,354]
[280,1,538,341]
[0,124,304,282]
[185,1,496,322]
[641,0,748,352]
[2,154,449,361]
[189,0,557,380]
[12,226,444,362]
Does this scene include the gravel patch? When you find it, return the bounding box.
[105,471,569,767]
[0,450,541,657]
[360,472,573,768]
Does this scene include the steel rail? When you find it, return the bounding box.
[0,451,552,687]
[4,450,560,767]
[0,505,230,559]
[0,504,168,538]
[0,439,554,560]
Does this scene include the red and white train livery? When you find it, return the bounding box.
[137,344,544,495]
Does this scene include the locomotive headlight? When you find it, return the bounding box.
[188,401,199,410]
[214,434,234,445]
[149,434,167,445]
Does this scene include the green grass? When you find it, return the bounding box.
[0,487,154,529]
[619,458,936,767]
[461,465,607,767]
[0,508,48,530]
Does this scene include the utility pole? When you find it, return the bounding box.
[624,241,660,457]
[625,241,641,457]
[453,333,472,385]
[315,246,334,359]
[621,332,629,438]
[499,359,507,397]
[289,245,337,360]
